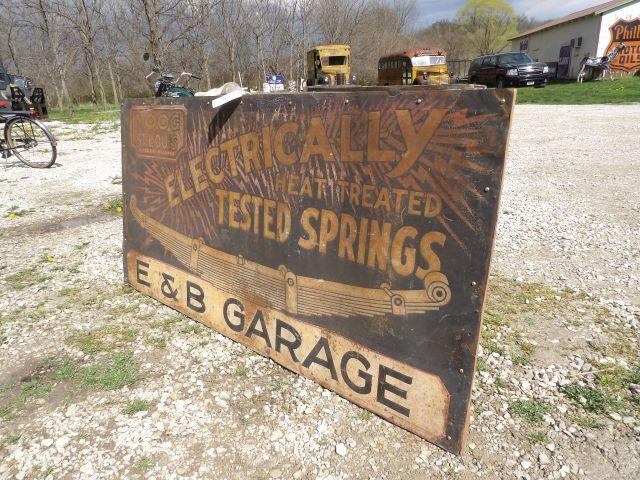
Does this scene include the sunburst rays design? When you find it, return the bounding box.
[127,90,509,255]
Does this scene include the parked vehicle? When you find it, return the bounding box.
[306,45,355,86]
[146,68,201,97]
[0,111,57,168]
[0,57,47,116]
[378,47,449,86]
[143,53,201,97]
[468,52,548,88]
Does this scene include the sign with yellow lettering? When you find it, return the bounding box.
[121,86,515,454]
[608,17,640,72]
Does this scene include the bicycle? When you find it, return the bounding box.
[0,111,57,168]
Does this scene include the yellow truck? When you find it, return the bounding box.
[306,45,354,86]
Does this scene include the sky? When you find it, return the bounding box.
[415,0,609,26]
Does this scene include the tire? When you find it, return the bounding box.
[4,116,57,168]
[496,77,506,89]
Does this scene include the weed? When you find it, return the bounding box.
[134,457,154,472]
[595,365,640,391]
[74,242,90,251]
[527,432,548,443]
[235,366,248,377]
[509,399,552,423]
[19,379,52,401]
[81,352,139,390]
[563,384,623,413]
[59,286,82,297]
[475,357,490,372]
[54,357,78,380]
[6,207,35,218]
[485,341,506,356]
[272,380,284,391]
[484,311,510,327]
[123,398,150,415]
[180,324,205,335]
[494,377,507,389]
[357,410,373,421]
[0,405,14,420]
[152,316,181,332]
[103,196,123,215]
[575,414,604,429]
[5,268,51,290]
[147,336,167,349]
[3,433,21,445]
[67,326,137,355]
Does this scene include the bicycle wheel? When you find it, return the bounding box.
[4,116,57,168]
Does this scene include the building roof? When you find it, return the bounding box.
[509,0,637,40]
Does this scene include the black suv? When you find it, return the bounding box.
[468,52,548,88]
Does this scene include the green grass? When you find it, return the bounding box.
[54,357,78,381]
[133,456,154,473]
[80,352,139,390]
[517,76,640,104]
[509,399,552,423]
[563,384,624,413]
[67,326,138,355]
[123,398,150,415]
[5,268,52,290]
[48,103,120,124]
[103,196,123,215]
[527,432,548,443]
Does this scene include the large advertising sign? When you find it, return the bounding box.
[121,86,514,454]
[608,17,640,72]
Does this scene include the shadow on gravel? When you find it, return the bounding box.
[0,210,114,237]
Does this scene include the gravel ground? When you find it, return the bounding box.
[0,105,638,479]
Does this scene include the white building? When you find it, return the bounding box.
[509,0,640,79]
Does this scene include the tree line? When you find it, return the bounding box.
[0,0,541,110]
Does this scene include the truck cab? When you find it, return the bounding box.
[306,45,354,86]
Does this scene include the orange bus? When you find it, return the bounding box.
[378,47,449,86]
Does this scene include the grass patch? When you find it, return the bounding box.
[54,357,78,380]
[152,316,182,332]
[6,207,35,218]
[48,103,120,124]
[80,352,139,390]
[357,410,373,421]
[575,414,604,429]
[517,76,640,104]
[5,268,52,290]
[133,456,154,473]
[103,196,123,215]
[123,398,150,415]
[494,377,507,389]
[2,433,21,446]
[563,384,623,414]
[235,365,248,377]
[527,432,548,443]
[180,323,206,335]
[67,326,137,355]
[509,399,552,423]
[147,336,167,349]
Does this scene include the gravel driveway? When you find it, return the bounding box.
[0,105,638,479]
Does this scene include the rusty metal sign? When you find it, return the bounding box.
[121,86,514,454]
[608,17,640,72]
